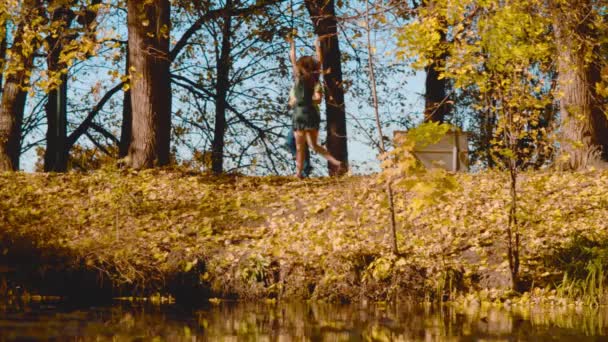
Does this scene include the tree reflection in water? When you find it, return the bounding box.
[1,300,607,340]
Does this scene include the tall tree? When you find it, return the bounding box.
[552,0,608,168]
[44,0,101,171]
[0,0,43,171]
[44,3,74,172]
[401,0,555,288]
[126,0,172,168]
[416,0,450,123]
[59,0,287,172]
[305,0,348,175]
[423,30,449,123]
[119,43,132,158]
[0,18,6,91]
[170,0,298,174]
[211,0,233,174]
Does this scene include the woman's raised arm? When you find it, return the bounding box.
[288,35,297,78]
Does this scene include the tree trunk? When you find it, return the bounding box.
[0,1,41,171]
[553,1,608,168]
[480,105,497,168]
[211,0,232,174]
[423,30,449,123]
[0,20,6,91]
[126,0,171,168]
[119,45,132,158]
[420,0,449,125]
[44,5,74,172]
[305,0,348,176]
[0,75,27,171]
[364,0,398,255]
[424,61,449,123]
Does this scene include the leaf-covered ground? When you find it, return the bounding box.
[1,169,607,303]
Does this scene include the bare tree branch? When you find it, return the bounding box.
[170,0,287,62]
[66,82,125,149]
[90,121,120,145]
[171,74,268,138]
[85,131,112,156]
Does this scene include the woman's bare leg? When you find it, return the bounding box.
[305,130,342,167]
[294,130,307,177]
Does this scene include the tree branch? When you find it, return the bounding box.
[171,74,267,138]
[170,0,287,62]
[85,131,112,156]
[67,82,125,149]
[90,121,120,145]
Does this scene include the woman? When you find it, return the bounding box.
[288,37,342,178]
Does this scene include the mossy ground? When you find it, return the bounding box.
[1,168,607,304]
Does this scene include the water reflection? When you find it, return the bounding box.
[1,299,607,341]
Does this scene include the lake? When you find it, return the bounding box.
[1,299,607,341]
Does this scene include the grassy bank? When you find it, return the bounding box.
[1,168,607,304]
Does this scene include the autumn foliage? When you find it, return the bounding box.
[1,169,607,303]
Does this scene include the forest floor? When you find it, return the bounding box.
[1,168,607,306]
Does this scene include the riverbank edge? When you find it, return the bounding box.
[1,169,607,305]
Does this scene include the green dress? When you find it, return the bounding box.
[291,79,321,131]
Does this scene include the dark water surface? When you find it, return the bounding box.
[1,299,608,341]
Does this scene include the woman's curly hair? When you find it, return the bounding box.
[295,56,321,87]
